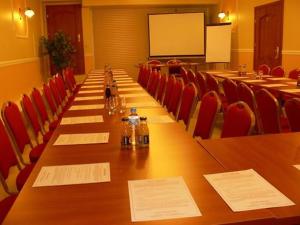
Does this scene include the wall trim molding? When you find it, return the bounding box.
[282,50,300,55]
[0,57,39,68]
[85,54,94,57]
[232,49,253,53]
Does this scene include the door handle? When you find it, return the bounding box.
[77,34,81,43]
[275,46,279,59]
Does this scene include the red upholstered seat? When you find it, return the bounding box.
[180,67,189,85]
[285,98,300,132]
[258,64,271,75]
[1,102,45,164]
[187,69,196,84]
[0,194,17,224]
[270,66,285,77]
[288,68,300,80]
[163,75,176,107]
[222,78,238,105]
[167,78,184,117]
[0,119,35,193]
[221,101,255,138]
[193,91,221,139]
[177,83,198,129]
[156,74,168,103]
[195,71,207,100]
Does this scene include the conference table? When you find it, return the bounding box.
[2,69,299,225]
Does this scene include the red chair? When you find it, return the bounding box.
[0,194,17,224]
[43,83,63,120]
[148,70,161,97]
[141,65,151,89]
[167,78,184,117]
[222,78,238,105]
[180,67,189,84]
[21,94,53,143]
[288,68,300,80]
[0,119,34,193]
[147,59,161,71]
[156,74,168,103]
[193,91,221,139]
[167,59,181,75]
[55,74,74,106]
[177,83,198,129]
[31,88,59,132]
[195,71,207,100]
[237,83,256,112]
[1,101,45,163]
[49,78,67,113]
[270,66,285,77]
[137,64,145,85]
[163,75,176,107]
[221,101,255,138]
[285,98,300,132]
[255,89,289,134]
[187,69,196,84]
[258,64,271,75]
[64,67,81,93]
[204,73,220,94]
[146,70,157,93]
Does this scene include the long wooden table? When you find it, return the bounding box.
[2,69,299,225]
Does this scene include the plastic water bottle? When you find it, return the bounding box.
[128,107,139,145]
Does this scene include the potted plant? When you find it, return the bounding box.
[41,31,75,74]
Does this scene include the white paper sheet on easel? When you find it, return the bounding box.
[75,96,103,101]
[204,169,295,212]
[54,132,109,145]
[128,177,201,222]
[60,116,104,125]
[69,104,104,110]
[33,163,110,187]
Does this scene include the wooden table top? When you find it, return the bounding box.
[3,70,297,225]
[198,133,300,224]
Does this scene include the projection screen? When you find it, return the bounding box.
[148,13,205,57]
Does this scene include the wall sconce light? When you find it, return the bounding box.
[218,11,229,20]
[24,8,35,18]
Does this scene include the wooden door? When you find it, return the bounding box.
[254,0,283,70]
[46,4,85,75]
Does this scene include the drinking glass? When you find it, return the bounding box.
[119,97,126,114]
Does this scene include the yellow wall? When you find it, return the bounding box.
[223,0,300,73]
[82,6,94,73]
[0,0,44,106]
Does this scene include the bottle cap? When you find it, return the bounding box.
[130,107,137,113]
[140,117,147,121]
[121,117,129,121]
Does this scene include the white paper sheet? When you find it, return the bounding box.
[84,81,102,85]
[261,84,288,88]
[119,93,148,98]
[279,89,300,93]
[227,76,248,79]
[75,96,103,101]
[261,75,272,78]
[115,77,133,81]
[218,73,236,77]
[33,163,110,187]
[244,79,267,83]
[285,81,296,85]
[60,115,104,125]
[86,78,104,81]
[128,177,201,222]
[147,115,174,124]
[117,80,134,83]
[267,77,291,81]
[126,102,159,108]
[118,83,139,87]
[69,104,104,110]
[113,75,129,78]
[294,165,300,170]
[88,75,104,78]
[119,87,144,91]
[81,85,104,89]
[54,132,109,145]
[204,169,295,212]
[78,90,103,94]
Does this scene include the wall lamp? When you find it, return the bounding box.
[218,11,229,20]
[24,8,35,18]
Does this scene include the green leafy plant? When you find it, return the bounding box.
[41,31,76,74]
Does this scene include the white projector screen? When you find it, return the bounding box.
[148,13,205,57]
[206,24,232,63]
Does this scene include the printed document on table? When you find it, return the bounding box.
[84,81,102,85]
[119,93,148,98]
[147,115,174,124]
[33,163,110,187]
[69,104,104,110]
[279,89,300,93]
[86,78,104,81]
[60,115,104,125]
[267,77,291,81]
[294,165,300,170]
[119,87,144,91]
[54,132,109,145]
[113,75,129,78]
[115,77,133,81]
[261,84,288,88]
[118,83,139,87]
[81,85,104,89]
[126,102,159,108]
[117,80,134,83]
[75,96,103,101]
[128,177,201,222]
[204,169,295,212]
[78,90,103,94]
[244,79,267,83]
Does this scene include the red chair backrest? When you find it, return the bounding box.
[65,67,76,86]
[0,119,19,179]
[288,69,300,80]
[177,82,197,127]
[193,91,221,139]
[55,75,67,100]
[180,67,189,84]
[187,69,196,84]
[222,78,238,104]
[167,59,181,75]
[1,102,31,152]
[49,79,62,107]
[285,98,300,132]
[147,60,161,71]
[43,83,57,114]
[141,66,150,89]
[195,71,207,99]
[221,101,255,138]
[21,94,41,136]
[163,75,176,107]
[270,66,285,77]
[149,71,161,97]
[255,89,281,134]
[205,73,219,94]
[146,70,157,92]
[167,78,184,116]
[137,65,144,85]
[156,74,167,103]
[237,82,256,112]
[258,64,271,75]
[31,88,49,124]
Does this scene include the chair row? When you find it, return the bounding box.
[0,67,79,223]
[258,64,300,78]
